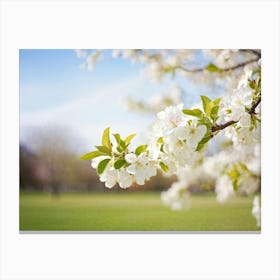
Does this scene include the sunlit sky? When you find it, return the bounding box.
[20,50,209,153]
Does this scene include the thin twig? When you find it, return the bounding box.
[177,58,259,73]
[212,120,237,132]
[248,96,261,115]
[239,49,261,58]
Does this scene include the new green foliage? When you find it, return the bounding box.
[102,127,112,152]
[182,108,204,118]
[114,158,127,169]
[205,63,220,72]
[80,151,104,160]
[159,161,169,173]
[125,134,136,144]
[135,145,148,156]
[97,158,111,175]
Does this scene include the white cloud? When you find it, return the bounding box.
[20,74,153,149]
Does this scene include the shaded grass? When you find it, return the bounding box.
[20,192,259,231]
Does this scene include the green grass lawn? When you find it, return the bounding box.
[20,191,259,231]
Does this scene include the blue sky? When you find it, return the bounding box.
[19,49,209,153]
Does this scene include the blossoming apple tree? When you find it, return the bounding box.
[78,49,261,227]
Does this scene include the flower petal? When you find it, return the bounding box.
[126,164,136,174]
[125,153,137,163]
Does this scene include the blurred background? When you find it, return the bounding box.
[20,49,211,196]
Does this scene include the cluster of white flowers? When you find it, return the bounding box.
[160,164,214,209]
[161,181,191,211]
[221,68,254,121]
[91,151,157,189]
[75,49,102,71]
[202,49,257,70]
[150,104,207,169]
[160,143,261,210]
[220,66,261,151]
[203,142,260,203]
[226,123,260,151]
[215,175,235,202]
[77,49,260,91]
[111,49,196,82]
[88,103,208,191]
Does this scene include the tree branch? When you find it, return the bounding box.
[248,96,261,115]
[178,58,259,73]
[211,95,261,133]
[239,49,261,58]
[212,120,237,132]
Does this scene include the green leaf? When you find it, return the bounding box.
[206,103,213,117]
[135,145,148,156]
[97,158,111,175]
[227,165,239,184]
[210,105,220,123]
[102,127,112,152]
[195,123,211,151]
[201,95,212,105]
[213,97,221,106]
[159,162,169,173]
[116,146,123,153]
[233,179,239,191]
[196,135,211,151]
[239,162,249,172]
[183,108,204,119]
[95,145,111,156]
[198,116,212,129]
[249,80,256,90]
[205,63,219,72]
[157,137,164,145]
[200,95,212,117]
[80,150,104,160]
[125,133,136,144]
[257,75,261,88]
[120,140,127,150]
[113,133,121,144]
[114,158,127,169]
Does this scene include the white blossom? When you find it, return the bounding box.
[165,55,178,67]
[215,175,234,202]
[232,127,253,147]
[185,124,207,150]
[146,61,164,82]
[125,153,157,185]
[239,112,251,127]
[221,89,253,122]
[238,67,253,89]
[75,49,87,58]
[86,51,101,71]
[239,174,260,195]
[118,169,134,189]
[112,49,121,58]
[252,195,261,227]
[100,167,118,188]
[157,104,186,134]
[161,182,191,211]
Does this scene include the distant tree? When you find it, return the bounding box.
[20,144,37,189]
[23,125,84,196]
